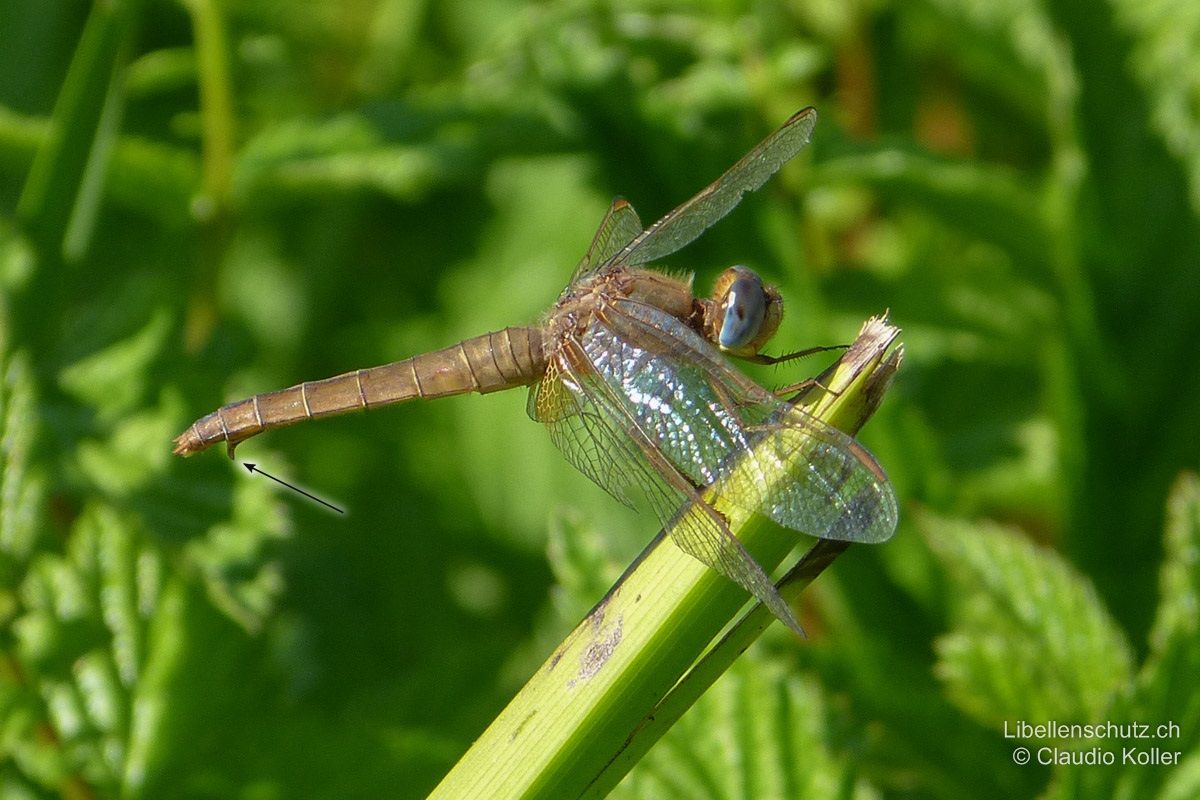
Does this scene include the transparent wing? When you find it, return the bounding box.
[613,107,818,268]
[590,298,898,544]
[527,349,641,510]
[570,198,645,283]
[528,339,804,634]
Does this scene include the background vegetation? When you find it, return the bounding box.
[1,0,1197,798]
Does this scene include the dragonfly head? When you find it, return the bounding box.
[710,266,783,357]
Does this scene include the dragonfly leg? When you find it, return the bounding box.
[745,343,846,366]
[772,376,841,402]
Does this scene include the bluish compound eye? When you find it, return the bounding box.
[718,271,767,349]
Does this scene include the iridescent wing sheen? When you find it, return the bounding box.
[529,294,896,549]
[596,298,898,544]
[612,107,818,268]
[528,339,805,634]
[569,198,645,283]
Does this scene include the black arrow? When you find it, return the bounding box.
[243,463,344,514]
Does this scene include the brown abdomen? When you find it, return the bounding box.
[173,326,545,457]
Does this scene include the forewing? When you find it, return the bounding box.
[570,198,645,282]
[528,337,804,634]
[599,298,898,545]
[613,108,817,267]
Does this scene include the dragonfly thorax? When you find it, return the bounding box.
[547,266,698,343]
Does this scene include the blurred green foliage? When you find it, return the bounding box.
[1,0,1198,798]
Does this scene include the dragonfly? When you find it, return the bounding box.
[175,107,898,634]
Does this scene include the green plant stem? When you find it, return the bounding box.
[182,0,235,214]
[179,0,236,352]
[579,539,853,799]
[431,316,901,800]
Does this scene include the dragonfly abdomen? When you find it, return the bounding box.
[173,326,545,457]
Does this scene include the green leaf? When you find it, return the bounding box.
[124,47,198,99]
[234,116,454,202]
[812,149,1052,273]
[8,503,168,796]
[910,0,1075,123]
[0,351,51,798]
[0,352,42,564]
[1112,0,1200,213]
[182,467,289,633]
[7,488,287,794]
[1158,752,1200,800]
[1113,474,1200,796]
[1037,475,1200,800]
[924,514,1133,728]
[1146,473,1200,663]
[74,407,179,496]
[57,309,171,422]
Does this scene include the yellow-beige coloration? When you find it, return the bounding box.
[173,327,545,457]
[173,107,900,638]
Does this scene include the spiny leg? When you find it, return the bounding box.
[745,343,846,366]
